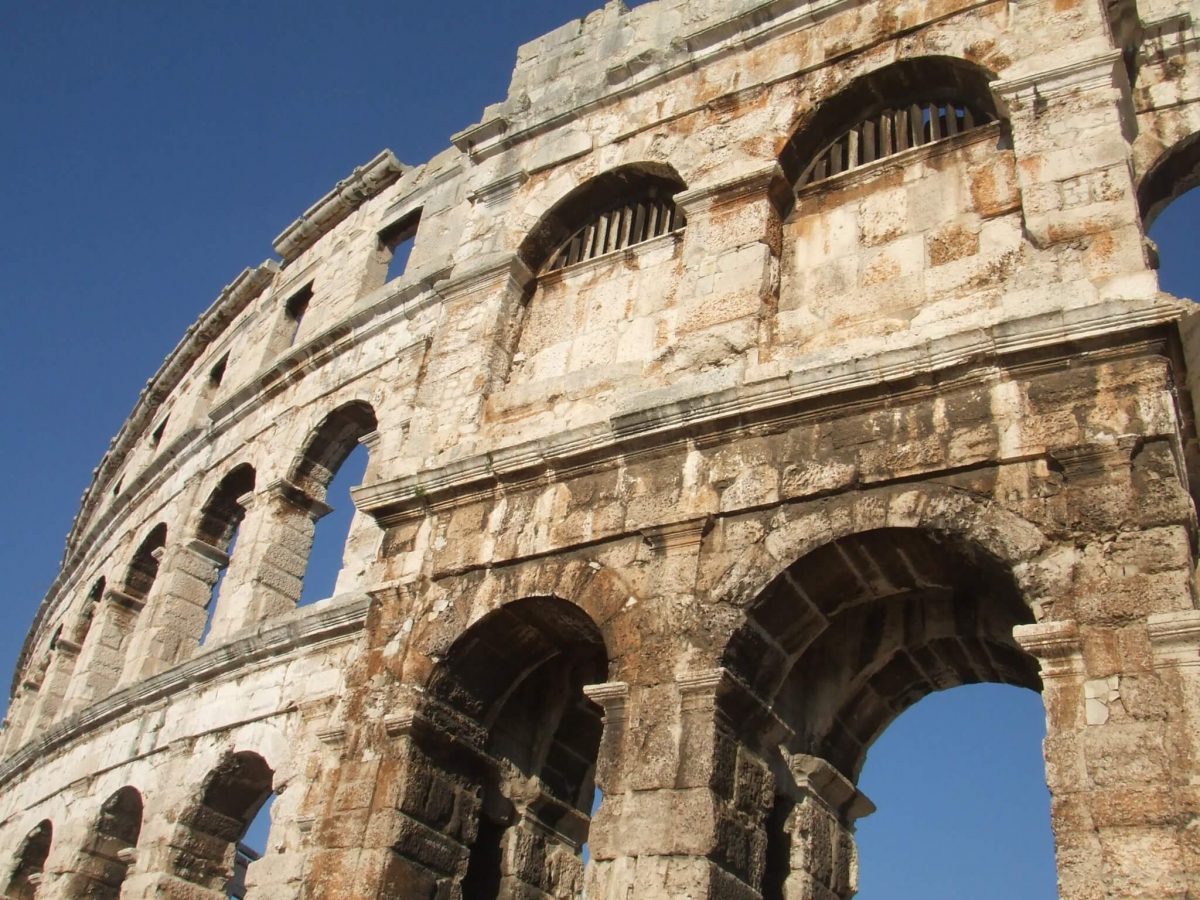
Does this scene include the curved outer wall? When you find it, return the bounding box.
[4,0,1200,898]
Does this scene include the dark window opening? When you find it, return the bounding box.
[125,524,167,604]
[797,99,994,189]
[284,284,313,346]
[150,417,168,449]
[547,189,685,271]
[196,465,255,645]
[380,211,421,284]
[172,752,275,897]
[5,819,52,900]
[209,354,228,390]
[72,787,142,899]
[299,442,367,606]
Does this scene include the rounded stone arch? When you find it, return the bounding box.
[288,399,379,503]
[1137,131,1200,231]
[60,785,144,898]
[706,483,1051,622]
[192,462,257,548]
[68,576,107,649]
[163,749,277,896]
[516,161,689,274]
[123,522,168,603]
[703,486,1050,899]
[385,593,611,899]
[4,818,52,900]
[776,54,1006,206]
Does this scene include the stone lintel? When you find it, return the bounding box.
[264,479,333,521]
[467,170,529,208]
[316,725,348,745]
[451,116,510,156]
[116,847,137,864]
[52,637,81,657]
[1048,438,1137,483]
[674,162,786,217]
[1013,620,1085,680]
[383,711,417,738]
[432,253,534,306]
[105,588,146,614]
[640,516,713,553]
[185,538,230,568]
[1147,610,1200,668]
[789,753,876,824]
[992,50,1125,108]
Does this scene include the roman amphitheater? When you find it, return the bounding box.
[4,0,1200,896]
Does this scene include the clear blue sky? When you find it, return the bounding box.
[2,4,1197,897]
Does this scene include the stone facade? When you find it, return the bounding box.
[3,0,1200,897]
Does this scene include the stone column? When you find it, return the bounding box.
[119,539,226,683]
[773,754,874,900]
[61,587,145,711]
[673,162,786,367]
[304,704,484,900]
[17,639,79,744]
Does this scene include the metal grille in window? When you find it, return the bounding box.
[797,100,994,188]
[547,194,685,271]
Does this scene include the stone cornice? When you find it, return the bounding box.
[1013,620,1084,680]
[354,298,1185,527]
[272,149,406,263]
[992,50,1125,105]
[0,594,371,790]
[1147,610,1200,668]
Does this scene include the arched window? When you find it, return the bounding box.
[63,787,143,898]
[519,164,688,275]
[289,401,378,606]
[780,57,1002,194]
[168,752,275,895]
[124,523,167,606]
[416,597,609,898]
[6,819,52,900]
[194,464,256,642]
[723,528,1040,898]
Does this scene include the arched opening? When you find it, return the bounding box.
[1140,135,1200,300]
[124,523,167,605]
[6,819,52,900]
[288,401,378,607]
[723,528,1041,899]
[299,442,367,604]
[393,597,608,898]
[780,57,1002,191]
[194,464,256,642]
[518,163,687,275]
[73,577,105,652]
[66,786,143,898]
[854,684,1054,898]
[169,751,275,896]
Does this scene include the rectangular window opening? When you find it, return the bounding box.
[151,417,168,448]
[284,284,313,346]
[209,354,228,390]
[380,211,421,284]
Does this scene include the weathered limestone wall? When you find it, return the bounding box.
[4,0,1200,897]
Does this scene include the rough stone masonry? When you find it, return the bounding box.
[2,0,1200,897]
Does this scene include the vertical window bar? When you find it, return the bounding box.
[633,202,648,244]
[880,109,895,157]
[962,105,975,130]
[944,103,959,137]
[910,103,924,148]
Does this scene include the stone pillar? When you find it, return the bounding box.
[772,754,874,900]
[1016,611,1200,899]
[304,706,483,900]
[223,479,332,633]
[405,255,533,462]
[61,588,145,711]
[18,640,79,743]
[119,539,226,683]
[994,50,1151,292]
[584,668,771,900]
[672,162,786,368]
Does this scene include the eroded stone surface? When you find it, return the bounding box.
[3,0,1200,897]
